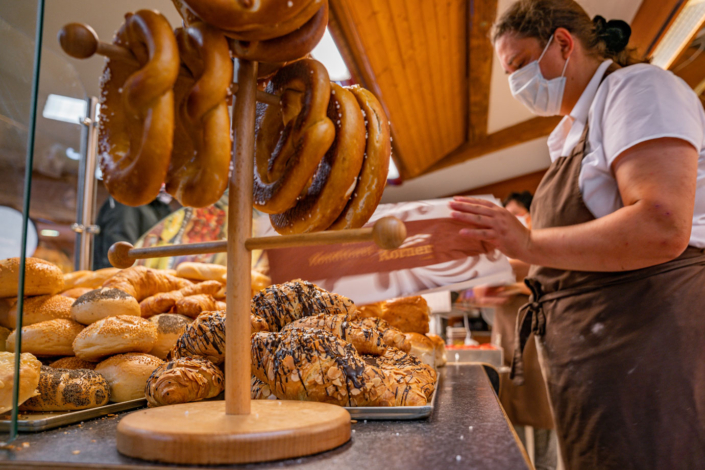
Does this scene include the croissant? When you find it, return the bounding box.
[175,294,219,318]
[283,314,410,355]
[251,280,356,332]
[103,267,192,301]
[169,311,268,364]
[145,356,224,407]
[140,280,222,317]
[364,348,437,400]
[251,376,275,400]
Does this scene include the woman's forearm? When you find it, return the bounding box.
[525,201,690,272]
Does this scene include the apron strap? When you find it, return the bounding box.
[510,278,545,385]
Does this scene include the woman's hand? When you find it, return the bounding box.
[449,196,533,262]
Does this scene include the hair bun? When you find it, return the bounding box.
[593,15,631,54]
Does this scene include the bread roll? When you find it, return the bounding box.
[73,315,157,362]
[95,353,163,402]
[175,262,226,283]
[148,314,191,360]
[0,326,10,352]
[6,319,84,356]
[60,287,92,299]
[70,288,141,325]
[0,258,64,299]
[49,356,96,370]
[0,295,74,329]
[358,297,430,334]
[71,268,120,289]
[426,334,447,367]
[251,271,271,297]
[20,365,110,411]
[0,351,42,413]
[62,270,92,290]
[404,332,436,368]
[145,356,224,407]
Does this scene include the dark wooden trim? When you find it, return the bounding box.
[422,116,560,176]
[629,0,688,59]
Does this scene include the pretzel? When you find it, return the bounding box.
[229,3,328,64]
[270,83,365,234]
[98,10,179,207]
[166,23,232,208]
[175,0,323,41]
[253,59,335,214]
[329,86,391,230]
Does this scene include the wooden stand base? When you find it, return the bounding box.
[116,400,351,465]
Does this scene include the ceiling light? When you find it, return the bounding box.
[651,0,705,69]
[40,229,60,237]
[42,94,86,124]
[311,28,351,82]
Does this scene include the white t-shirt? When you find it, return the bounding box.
[547,60,705,248]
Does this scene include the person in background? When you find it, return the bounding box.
[92,192,174,270]
[474,191,557,470]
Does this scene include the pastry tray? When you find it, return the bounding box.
[344,376,440,421]
[0,399,147,432]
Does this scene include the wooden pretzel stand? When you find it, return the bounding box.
[60,23,407,466]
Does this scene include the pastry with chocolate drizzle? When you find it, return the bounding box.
[363,347,437,400]
[145,356,224,407]
[251,328,430,406]
[251,280,356,332]
[282,313,410,355]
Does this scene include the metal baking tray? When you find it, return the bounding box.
[0,399,146,432]
[344,376,440,420]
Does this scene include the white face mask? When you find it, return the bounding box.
[508,35,570,116]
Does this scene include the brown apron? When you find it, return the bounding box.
[493,294,554,430]
[511,124,705,470]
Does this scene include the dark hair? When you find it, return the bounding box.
[503,191,533,211]
[492,0,648,68]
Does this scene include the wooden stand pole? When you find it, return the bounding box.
[226,58,257,415]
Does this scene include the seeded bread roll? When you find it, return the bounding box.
[73,315,158,362]
[69,268,120,289]
[20,365,110,411]
[0,258,64,299]
[6,319,84,356]
[0,351,42,413]
[148,314,191,360]
[145,356,224,407]
[0,295,74,329]
[49,356,96,370]
[70,288,141,325]
[95,353,163,402]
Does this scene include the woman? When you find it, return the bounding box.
[449,1,705,469]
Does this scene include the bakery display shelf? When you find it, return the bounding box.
[345,376,439,421]
[0,399,146,433]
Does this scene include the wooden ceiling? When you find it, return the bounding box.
[329,0,701,182]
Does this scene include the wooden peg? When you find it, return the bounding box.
[58,23,139,66]
[108,241,137,269]
[372,216,408,250]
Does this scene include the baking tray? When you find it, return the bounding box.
[0,399,146,432]
[344,376,440,420]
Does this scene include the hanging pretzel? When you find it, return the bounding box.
[270,83,365,234]
[99,10,179,207]
[253,59,335,214]
[166,23,232,208]
[173,0,323,42]
[229,3,328,64]
[329,86,392,230]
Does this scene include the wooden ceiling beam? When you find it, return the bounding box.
[629,0,688,59]
[423,116,561,175]
[467,0,498,143]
